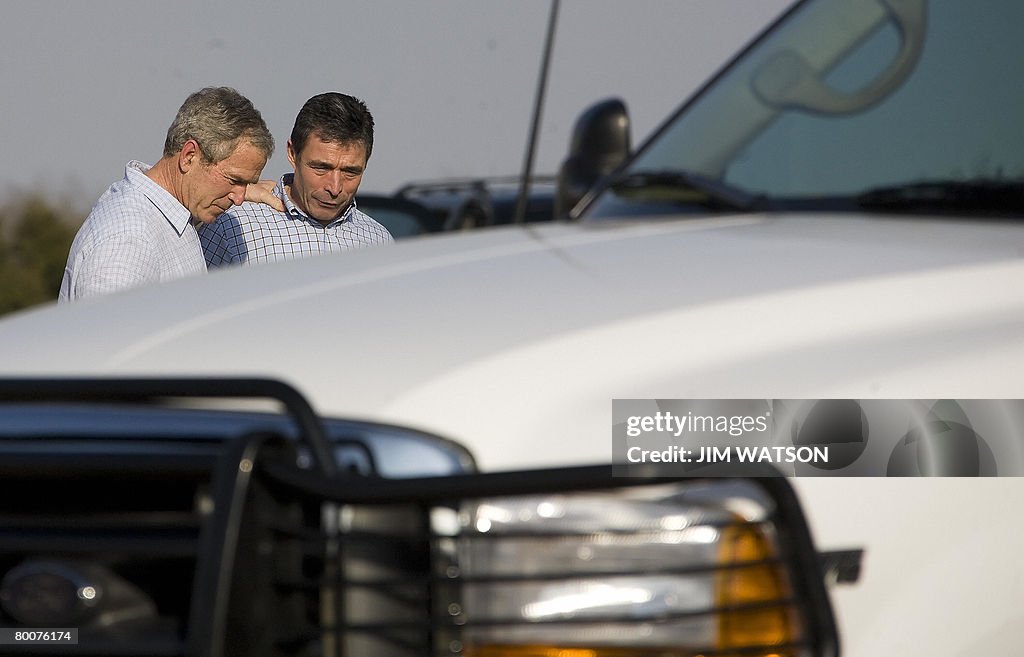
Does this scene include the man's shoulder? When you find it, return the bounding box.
[70,206,158,261]
[203,203,291,247]
[95,175,155,211]
[79,184,159,242]
[221,201,287,224]
[91,163,177,220]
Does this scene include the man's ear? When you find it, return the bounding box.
[286,139,297,170]
[179,140,201,173]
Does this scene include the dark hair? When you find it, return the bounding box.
[163,87,274,162]
[290,93,374,160]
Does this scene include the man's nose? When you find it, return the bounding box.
[324,171,343,197]
[228,185,247,206]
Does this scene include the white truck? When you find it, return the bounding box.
[0,0,1022,655]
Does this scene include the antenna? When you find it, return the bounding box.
[514,0,561,224]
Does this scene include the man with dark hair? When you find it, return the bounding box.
[60,87,276,302]
[201,92,392,267]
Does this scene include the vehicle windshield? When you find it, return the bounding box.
[585,0,1024,219]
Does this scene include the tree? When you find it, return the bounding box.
[0,195,82,316]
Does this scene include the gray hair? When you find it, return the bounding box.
[163,87,274,162]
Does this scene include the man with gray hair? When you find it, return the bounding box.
[59,86,277,302]
[201,92,391,267]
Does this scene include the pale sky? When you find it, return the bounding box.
[0,1,792,211]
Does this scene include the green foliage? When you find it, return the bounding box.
[0,195,82,316]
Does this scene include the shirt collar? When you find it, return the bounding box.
[280,173,358,227]
[125,160,194,237]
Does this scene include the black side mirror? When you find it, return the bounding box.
[556,98,631,219]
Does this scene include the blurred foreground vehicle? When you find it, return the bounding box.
[0,0,1023,655]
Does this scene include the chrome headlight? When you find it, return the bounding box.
[428,476,827,657]
[254,460,837,657]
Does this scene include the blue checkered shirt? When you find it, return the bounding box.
[58,161,207,303]
[199,174,393,267]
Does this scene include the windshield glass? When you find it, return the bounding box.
[585,0,1024,219]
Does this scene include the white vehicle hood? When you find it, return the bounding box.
[1,212,1023,469]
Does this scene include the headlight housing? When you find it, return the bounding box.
[430,479,819,657]
[261,457,837,657]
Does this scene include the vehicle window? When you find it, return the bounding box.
[725,0,1024,196]
[588,0,1024,216]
